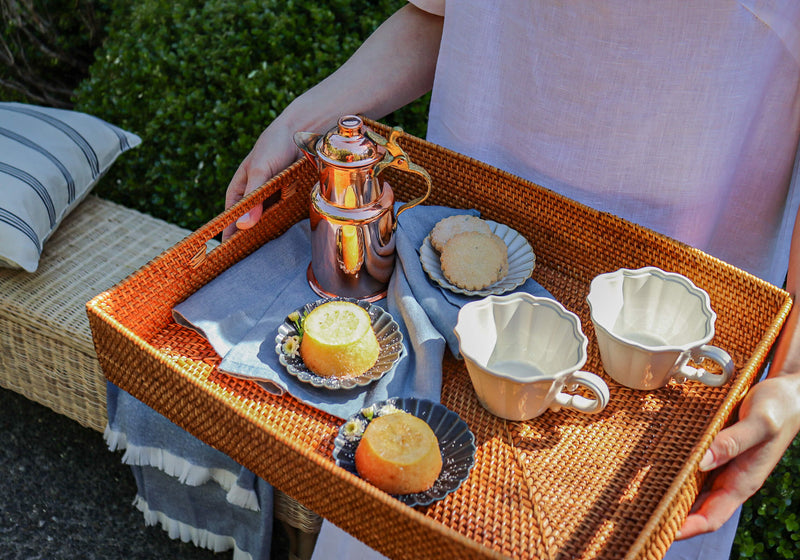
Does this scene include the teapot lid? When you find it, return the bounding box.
[316,115,383,168]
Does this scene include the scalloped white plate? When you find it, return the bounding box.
[419,220,536,296]
[275,298,403,390]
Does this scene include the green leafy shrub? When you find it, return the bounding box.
[733,433,800,559]
[73,0,429,230]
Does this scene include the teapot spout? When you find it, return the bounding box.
[294,131,322,165]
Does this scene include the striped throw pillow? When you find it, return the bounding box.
[0,102,141,272]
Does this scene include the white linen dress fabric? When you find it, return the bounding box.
[310,1,800,559]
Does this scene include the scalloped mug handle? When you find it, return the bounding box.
[674,345,735,387]
[553,370,610,414]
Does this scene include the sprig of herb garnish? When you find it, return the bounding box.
[288,310,306,338]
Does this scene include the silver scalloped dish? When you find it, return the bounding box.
[332,397,476,507]
[275,297,403,391]
[419,219,536,296]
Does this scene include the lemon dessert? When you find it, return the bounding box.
[355,411,443,495]
[300,300,380,378]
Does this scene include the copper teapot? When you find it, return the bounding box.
[295,115,432,301]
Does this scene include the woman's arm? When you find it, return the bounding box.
[224,4,444,239]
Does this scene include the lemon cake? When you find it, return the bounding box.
[355,411,442,495]
[300,300,380,378]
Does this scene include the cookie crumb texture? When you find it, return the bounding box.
[440,231,509,290]
[430,214,492,252]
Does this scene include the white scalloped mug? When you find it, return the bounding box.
[454,293,610,421]
[587,267,734,391]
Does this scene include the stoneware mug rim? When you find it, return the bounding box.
[456,292,589,381]
[586,266,717,352]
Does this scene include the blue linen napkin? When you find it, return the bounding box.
[173,204,552,420]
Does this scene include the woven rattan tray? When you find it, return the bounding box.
[87,119,791,560]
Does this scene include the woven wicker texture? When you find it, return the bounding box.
[0,196,192,432]
[87,120,791,560]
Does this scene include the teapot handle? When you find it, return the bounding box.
[367,127,432,223]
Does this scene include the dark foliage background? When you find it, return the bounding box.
[1,2,797,559]
[71,0,429,230]
[0,0,110,107]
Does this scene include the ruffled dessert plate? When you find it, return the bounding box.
[275,297,403,390]
[332,397,476,507]
[419,219,536,296]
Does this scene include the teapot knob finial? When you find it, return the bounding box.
[337,115,363,137]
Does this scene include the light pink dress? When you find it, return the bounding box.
[419,0,800,287]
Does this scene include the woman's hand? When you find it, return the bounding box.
[679,203,800,540]
[677,372,800,539]
[681,381,800,538]
[222,4,442,242]
[223,118,298,241]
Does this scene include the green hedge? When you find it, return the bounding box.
[732,434,800,558]
[73,0,429,230]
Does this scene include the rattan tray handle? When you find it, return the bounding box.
[187,160,308,269]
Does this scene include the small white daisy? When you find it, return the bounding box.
[281,335,301,358]
[360,404,377,421]
[377,403,401,417]
[342,417,367,441]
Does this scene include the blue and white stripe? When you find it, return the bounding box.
[0,103,101,178]
[0,162,57,228]
[0,125,77,201]
[0,101,141,271]
[0,207,41,253]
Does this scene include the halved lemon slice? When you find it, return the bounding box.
[300,300,380,378]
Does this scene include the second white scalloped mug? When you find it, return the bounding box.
[587,267,734,391]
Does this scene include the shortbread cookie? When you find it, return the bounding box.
[430,215,492,252]
[440,231,509,290]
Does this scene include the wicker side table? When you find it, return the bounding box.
[0,195,322,559]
